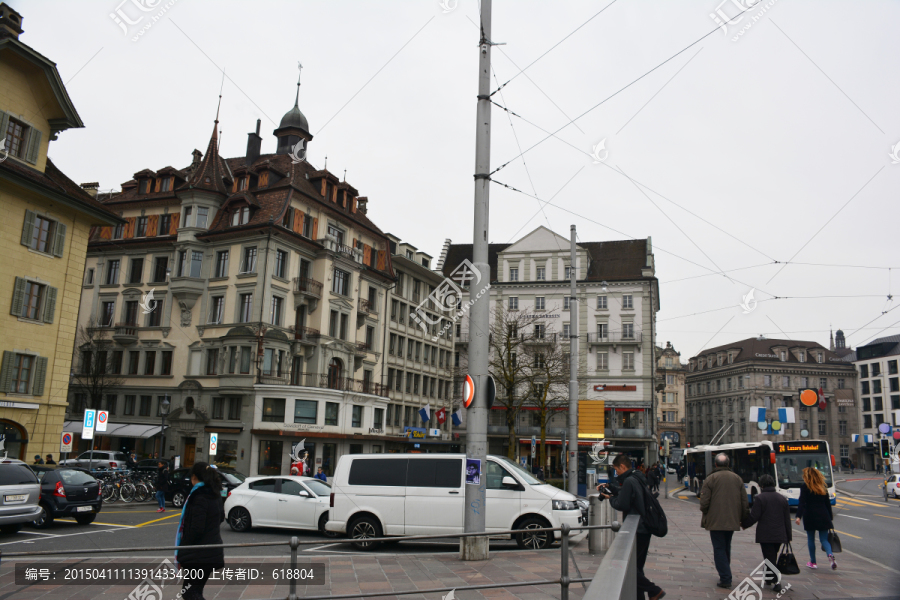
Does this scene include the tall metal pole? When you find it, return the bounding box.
[461,0,492,562]
[568,225,579,496]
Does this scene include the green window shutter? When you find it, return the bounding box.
[24,127,42,165]
[32,356,48,396]
[0,351,13,393]
[53,222,67,257]
[42,286,58,324]
[21,210,35,247]
[10,277,26,317]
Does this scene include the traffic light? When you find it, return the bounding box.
[880,438,891,459]
[664,439,671,457]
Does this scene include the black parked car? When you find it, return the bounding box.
[166,467,246,507]
[31,468,102,528]
[133,459,163,475]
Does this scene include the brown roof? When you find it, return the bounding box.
[441,238,650,283]
[689,337,852,366]
[181,122,231,195]
[0,157,120,222]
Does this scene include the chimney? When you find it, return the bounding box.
[0,4,24,41]
[80,182,100,198]
[357,196,368,215]
[245,119,262,167]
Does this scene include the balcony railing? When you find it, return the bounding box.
[357,298,377,314]
[354,342,370,355]
[587,331,643,344]
[259,374,290,385]
[318,237,364,264]
[291,326,321,341]
[113,323,139,344]
[317,374,387,396]
[293,276,323,297]
[523,332,557,344]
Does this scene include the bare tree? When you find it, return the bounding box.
[521,333,569,472]
[70,319,124,411]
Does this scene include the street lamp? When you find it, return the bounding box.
[159,395,170,461]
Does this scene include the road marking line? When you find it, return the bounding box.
[837,514,868,520]
[19,531,56,536]
[304,543,340,552]
[135,513,182,527]
[837,496,890,508]
[56,519,136,528]
[832,529,861,539]
[0,527,125,546]
[874,513,900,520]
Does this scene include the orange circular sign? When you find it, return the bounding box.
[800,389,818,407]
[463,375,475,408]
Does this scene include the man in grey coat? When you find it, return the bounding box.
[698,453,750,588]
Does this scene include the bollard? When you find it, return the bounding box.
[288,536,299,600]
[560,523,570,600]
[588,494,603,554]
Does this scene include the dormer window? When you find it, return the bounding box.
[798,351,805,362]
[139,180,150,194]
[231,206,250,226]
[817,353,823,363]
[160,177,172,192]
[325,182,335,202]
[238,177,248,191]
[3,116,40,164]
[406,250,413,259]
[780,351,786,361]
[259,172,269,187]
[728,352,734,364]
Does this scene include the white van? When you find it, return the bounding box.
[326,453,582,549]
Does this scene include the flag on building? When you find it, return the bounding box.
[777,407,795,423]
[436,407,447,424]
[749,407,766,422]
[852,434,859,442]
[419,404,431,424]
[451,410,462,426]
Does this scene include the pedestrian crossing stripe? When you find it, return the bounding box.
[837,496,891,508]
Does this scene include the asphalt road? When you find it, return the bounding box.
[672,476,900,573]
[0,501,555,562]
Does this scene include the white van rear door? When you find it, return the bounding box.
[485,460,522,532]
[404,458,464,535]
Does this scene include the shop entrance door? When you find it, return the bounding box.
[184,438,196,467]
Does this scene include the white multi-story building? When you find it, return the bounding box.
[439,226,660,474]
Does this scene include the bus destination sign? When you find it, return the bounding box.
[777,442,825,453]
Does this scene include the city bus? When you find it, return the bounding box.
[683,440,835,506]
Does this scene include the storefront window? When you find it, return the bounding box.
[321,443,336,476]
[258,440,283,475]
[0,420,27,461]
[214,440,238,469]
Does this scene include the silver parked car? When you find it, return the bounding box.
[0,459,42,533]
[59,451,128,471]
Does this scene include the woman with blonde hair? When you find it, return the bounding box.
[794,467,835,570]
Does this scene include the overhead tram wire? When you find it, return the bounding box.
[506,167,585,243]
[661,262,776,284]
[491,0,620,97]
[488,99,777,264]
[491,178,776,296]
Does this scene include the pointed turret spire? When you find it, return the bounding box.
[186,105,231,195]
[274,66,313,155]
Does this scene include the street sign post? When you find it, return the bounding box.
[531,435,536,462]
[82,410,95,440]
[60,432,72,454]
[96,410,109,433]
[209,433,218,456]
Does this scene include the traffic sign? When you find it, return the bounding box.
[209,433,218,456]
[82,410,96,440]
[531,435,536,459]
[96,410,109,432]
[464,374,496,409]
[60,432,73,453]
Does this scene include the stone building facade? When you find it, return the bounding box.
[0,4,119,462]
[685,337,858,466]
[655,341,685,455]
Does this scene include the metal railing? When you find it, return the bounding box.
[291,325,321,341]
[0,522,620,600]
[583,514,640,600]
[293,276,323,297]
[586,331,642,344]
[357,298,376,314]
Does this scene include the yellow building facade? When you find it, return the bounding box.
[0,3,119,462]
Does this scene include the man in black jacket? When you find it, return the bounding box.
[599,453,665,600]
[741,474,790,593]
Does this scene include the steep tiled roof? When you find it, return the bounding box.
[0,157,119,222]
[441,238,650,283]
[181,122,231,195]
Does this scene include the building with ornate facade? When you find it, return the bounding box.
[846,334,900,470]
[685,337,858,467]
[62,81,443,476]
[655,341,685,455]
[0,4,120,462]
[441,226,660,480]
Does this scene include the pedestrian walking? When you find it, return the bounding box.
[741,474,791,593]
[648,465,660,493]
[175,462,225,600]
[44,454,56,465]
[315,467,328,482]
[33,455,43,465]
[850,461,855,475]
[795,467,836,570]
[155,459,169,513]
[698,453,750,589]
[598,453,666,600]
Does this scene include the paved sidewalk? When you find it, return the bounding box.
[646,495,899,599]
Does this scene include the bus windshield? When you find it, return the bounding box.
[775,453,833,489]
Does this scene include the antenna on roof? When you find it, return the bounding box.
[343,169,347,182]
[295,61,303,107]
[216,70,225,125]
[324,155,327,169]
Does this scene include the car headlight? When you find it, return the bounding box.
[552,500,578,511]
[575,499,589,510]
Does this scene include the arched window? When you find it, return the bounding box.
[327,358,343,389]
[0,419,28,461]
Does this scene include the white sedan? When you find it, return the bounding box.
[224,475,336,536]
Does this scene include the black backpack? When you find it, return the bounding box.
[634,475,668,537]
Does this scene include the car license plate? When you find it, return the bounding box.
[76,506,93,512]
[4,495,26,502]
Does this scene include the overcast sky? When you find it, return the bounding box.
[14,0,899,359]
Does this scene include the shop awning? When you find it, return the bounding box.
[62,421,167,438]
